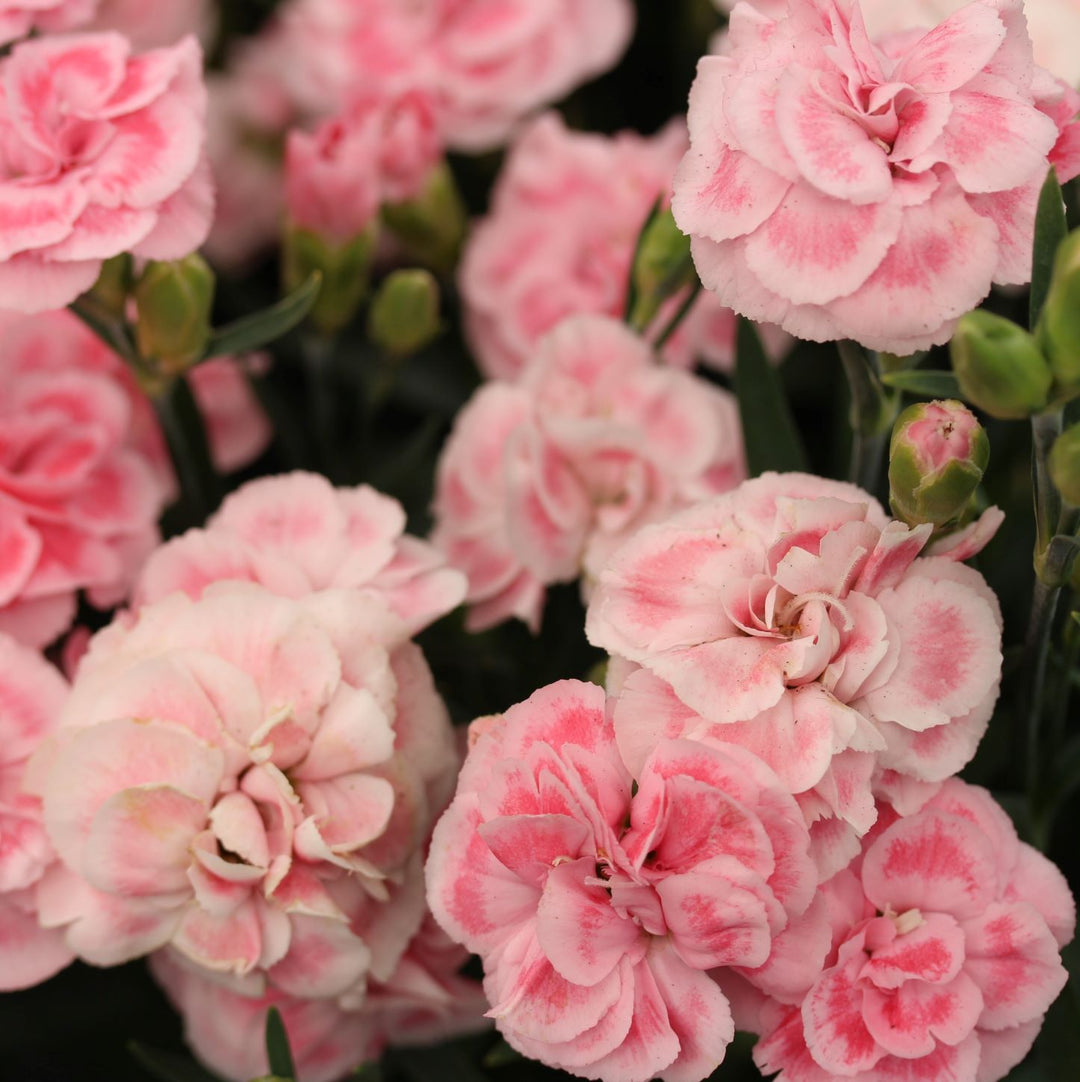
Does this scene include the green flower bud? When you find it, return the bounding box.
[134,255,215,373]
[283,222,377,336]
[381,162,466,275]
[889,399,989,528]
[1037,228,1080,391]
[367,269,441,357]
[1049,420,1080,506]
[628,206,695,331]
[950,309,1052,419]
[89,253,133,317]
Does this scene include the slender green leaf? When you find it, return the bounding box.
[265,1007,297,1080]
[735,317,808,475]
[1030,167,1067,330]
[203,273,322,359]
[155,374,220,525]
[880,369,963,399]
[129,1042,223,1082]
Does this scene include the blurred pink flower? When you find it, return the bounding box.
[587,473,1003,877]
[0,33,214,312]
[676,0,1080,353]
[0,0,97,44]
[428,679,827,1082]
[752,779,1075,1082]
[460,113,775,379]
[432,315,745,631]
[0,634,74,990]
[87,0,214,50]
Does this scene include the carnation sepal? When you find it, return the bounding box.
[134,256,216,375]
[367,270,441,358]
[382,162,466,275]
[283,224,376,335]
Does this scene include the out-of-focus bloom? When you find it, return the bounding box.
[676,0,1080,353]
[461,113,769,379]
[87,0,215,50]
[428,680,828,1082]
[0,635,74,990]
[752,779,1075,1082]
[432,315,745,632]
[0,33,214,313]
[587,473,1003,876]
[0,0,96,44]
[0,315,167,647]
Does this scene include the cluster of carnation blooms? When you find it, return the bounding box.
[1,1,1079,1081]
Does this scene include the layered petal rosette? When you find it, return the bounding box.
[587,473,1003,875]
[427,679,828,1082]
[675,0,1080,352]
[752,779,1076,1082]
[30,579,459,1002]
[460,112,766,380]
[0,31,213,312]
[432,315,745,631]
[0,634,74,990]
[0,0,97,45]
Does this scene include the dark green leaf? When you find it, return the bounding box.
[128,1042,222,1082]
[735,317,808,475]
[1030,168,1067,330]
[265,1007,297,1080]
[880,369,963,399]
[203,272,322,359]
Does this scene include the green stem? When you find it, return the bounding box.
[1050,590,1080,749]
[301,332,338,477]
[1031,410,1064,571]
[1025,577,1061,801]
[836,340,898,494]
[154,376,219,524]
[651,280,703,352]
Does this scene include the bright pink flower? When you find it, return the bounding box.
[675,0,1080,353]
[285,92,440,242]
[0,0,97,44]
[0,313,167,648]
[30,579,459,997]
[752,779,1075,1082]
[87,0,215,50]
[427,679,827,1082]
[0,634,74,990]
[136,471,466,637]
[432,315,745,631]
[587,473,1003,876]
[460,112,777,380]
[0,32,214,313]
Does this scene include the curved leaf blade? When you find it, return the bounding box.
[203,273,322,360]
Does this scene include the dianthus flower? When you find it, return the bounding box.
[87,0,214,50]
[675,0,1080,352]
[587,473,1003,875]
[0,634,74,990]
[751,779,1075,1082]
[432,315,745,631]
[0,32,213,312]
[427,679,828,1082]
[460,112,768,380]
[0,0,96,44]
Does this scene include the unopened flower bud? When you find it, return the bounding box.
[134,255,215,373]
[381,162,466,274]
[367,269,441,356]
[1037,229,1080,390]
[1049,421,1080,506]
[283,222,377,335]
[628,206,695,331]
[950,310,1052,419]
[889,400,989,528]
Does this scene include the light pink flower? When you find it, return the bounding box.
[675,0,1080,353]
[432,315,745,632]
[0,313,167,648]
[460,112,773,380]
[30,579,459,999]
[0,0,97,44]
[0,32,214,313]
[0,634,74,990]
[87,0,215,50]
[136,471,466,637]
[752,779,1075,1082]
[427,679,827,1082]
[285,92,440,242]
[586,473,1003,876]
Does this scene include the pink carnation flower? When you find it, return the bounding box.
[427,679,828,1082]
[87,0,215,50]
[752,779,1075,1082]
[586,473,1003,876]
[0,634,74,990]
[0,32,214,313]
[432,315,745,632]
[460,112,772,380]
[0,0,97,44]
[30,579,459,999]
[675,0,1080,353]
